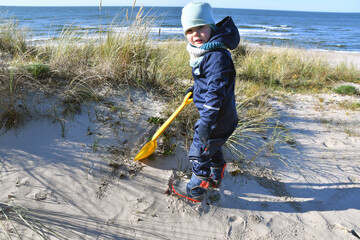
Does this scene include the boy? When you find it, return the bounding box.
[172,2,240,202]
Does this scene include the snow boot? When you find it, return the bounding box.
[172,173,210,202]
[209,164,226,188]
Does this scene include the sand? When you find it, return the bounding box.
[1,52,360,239]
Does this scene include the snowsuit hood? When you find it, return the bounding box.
[209,16,240,50]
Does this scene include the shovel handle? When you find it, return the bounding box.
[151,92,193,141]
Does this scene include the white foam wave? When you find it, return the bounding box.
[110,26,183,35]
[152,27,183,34]
[238,29,267,33]
[81,25,98,29]
[260,36,291,40]
[150,27,296,37]
[239,29,297,37]
[252,24,293,30]
[32,36,51,41]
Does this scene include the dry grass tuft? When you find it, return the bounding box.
[235,46,360,92]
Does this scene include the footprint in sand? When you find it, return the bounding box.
[34,191,48,201]
[227,215,246,237]
[248,214,262,224]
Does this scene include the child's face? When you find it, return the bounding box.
[185,25,212,48]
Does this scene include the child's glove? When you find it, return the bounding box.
[185,85,194,99]
[197,123,211,149]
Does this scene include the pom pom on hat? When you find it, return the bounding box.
[181,2,216,35]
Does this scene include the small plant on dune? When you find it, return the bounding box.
[51,105,69,138]
[24,63,50,79]
[0,105,21,130]
[91,137,104,152]
[337,100,360,111]
[0,63,24,131]
[334,85,358,95]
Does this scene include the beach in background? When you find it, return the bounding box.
[1,6,359,52]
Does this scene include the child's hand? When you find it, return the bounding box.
[185,85,194,99]
[198,123,210,147]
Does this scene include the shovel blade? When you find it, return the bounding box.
[133,140,157,161]
[133,92,193,161]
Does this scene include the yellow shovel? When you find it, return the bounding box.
[134,92,193,161]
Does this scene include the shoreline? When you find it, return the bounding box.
[33,36,360,54]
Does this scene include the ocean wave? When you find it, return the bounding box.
[245,36,292,40]
[148,27,297,37]
[238,29,267,33]
[239,30,297,36]
[32,36,53,41]
[238,24,293,30]
[324,44,348,49]
[155,27,183,34]
[110,26,183,35]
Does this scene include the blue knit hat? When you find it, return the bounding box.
[181,2,216,35]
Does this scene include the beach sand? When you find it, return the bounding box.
[1,50,360,239]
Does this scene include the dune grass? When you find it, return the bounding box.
[0,15,30,56]
[0,6,359,148]
[1,6,359,147]
[1,12,358,102]
[0,202,63,239]
[235,46,360,93]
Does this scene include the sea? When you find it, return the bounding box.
[1,6,359,52]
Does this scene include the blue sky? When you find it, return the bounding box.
[1,0,360,12]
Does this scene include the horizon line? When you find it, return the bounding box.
[0,5,359,14]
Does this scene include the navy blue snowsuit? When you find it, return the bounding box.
[189,16,240,177]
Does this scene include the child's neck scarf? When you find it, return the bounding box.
[187,42,226,68]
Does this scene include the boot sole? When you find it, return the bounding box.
[171,183,203,202]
